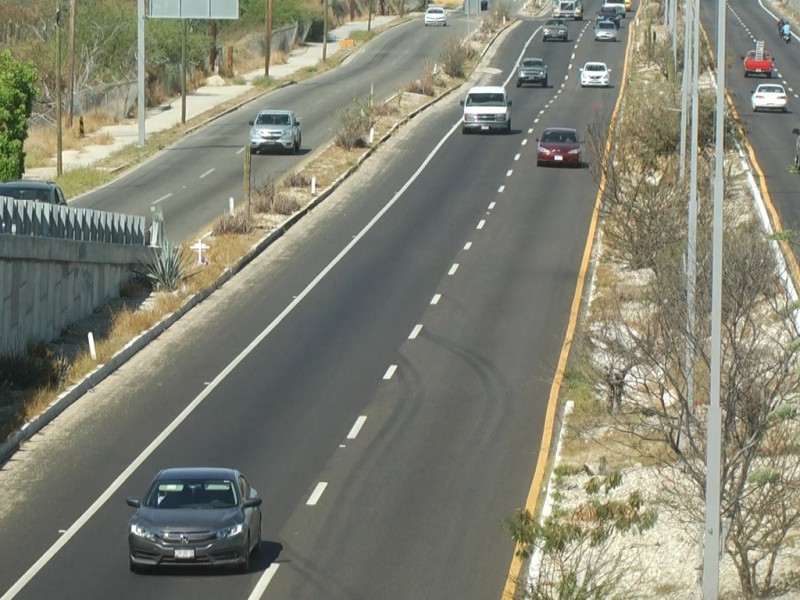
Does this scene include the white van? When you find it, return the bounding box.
[460,86,512,134]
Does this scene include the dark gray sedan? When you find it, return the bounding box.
[126,467,263,573]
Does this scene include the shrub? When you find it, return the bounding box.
[140,241,192,291]
[284,170,312,188]
[439,36,471,78]
[268,192,301,215]
[213,210,254,234]
[334,106,368,150]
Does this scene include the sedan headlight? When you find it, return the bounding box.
[215,522,244,539]
[130,523,158,541]
[568,148,581,155]
[538,146,551,155]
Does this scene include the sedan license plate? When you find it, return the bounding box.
[175,548,195,560]
[555,155,563,161]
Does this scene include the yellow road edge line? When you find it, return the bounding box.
[500,16,636,599]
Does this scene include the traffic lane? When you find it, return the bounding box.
[263,81,603,600]
[70,19,466,232]
[701,0,800,233]
[6,105,536,599]
[0,80,525,597]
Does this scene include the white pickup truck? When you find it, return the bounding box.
[554,0,583,20]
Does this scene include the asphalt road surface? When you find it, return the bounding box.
[0,6,629,599]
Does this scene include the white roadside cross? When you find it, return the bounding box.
[190,238,210,264]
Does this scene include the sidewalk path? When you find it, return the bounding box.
[25,15,401,182]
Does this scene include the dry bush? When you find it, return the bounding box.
[213,210,253,235]
[334,105,370,150]
[439,36,473,78]
[373,99,397,118]
[284,170,312,188]
[271,49,288,65]
[269,192,301,215]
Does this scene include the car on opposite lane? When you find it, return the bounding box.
[536,127,582,167]
[126,467,263,573]
[424,6,447,26]
[0,180,68,205]
[751,83,788,112]
[580,62,611,87]
[594,20,618,41]
[249,109,302,154]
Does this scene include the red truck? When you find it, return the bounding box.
[743,44,774,78]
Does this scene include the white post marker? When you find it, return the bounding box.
[311,176,317,195]
[87,332,96,361]
[369,127,374,144]
[228,196,235,215]
[190,239,210,265]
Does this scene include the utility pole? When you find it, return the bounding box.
[322,0,328,62]
[56,8,63,176]
[264,0,272,77]
[67,0,76,127]
[181,19,187,124]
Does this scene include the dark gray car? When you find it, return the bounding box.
[126,467,263,573]
[0,180,67,205]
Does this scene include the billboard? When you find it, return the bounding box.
[149,0,239,19]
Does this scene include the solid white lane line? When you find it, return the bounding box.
[431,293,441,305]
[347,416,367,439]
[1,75,470,600]
[409,324,423,339]
[200,168,215,179]
[152,193,173,205]
[307,482,328,506]
[448,264,459,275]
[464,242,472,250]
[383,364,397,379]
[248,563,280,600]
[477,220,485,229]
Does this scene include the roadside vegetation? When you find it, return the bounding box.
[0,9,510,442]
[507,5,800,599]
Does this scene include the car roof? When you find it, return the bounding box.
[755,83,785,90]
[584,61,608,68]
[154,467,240,481]
[542,126,578,134]
[426,6,444,10]
[256,109,292,115]
[0,179,59,190]
[467,86,506,94]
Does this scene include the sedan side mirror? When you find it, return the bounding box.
[126,497,141,508]
[793,128,800,135]
[460,100,465,106]
[243,497,263,508]
[248,120,254,126]
[507,100,512,106]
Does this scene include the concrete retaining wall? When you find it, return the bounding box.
[0,235,149,356]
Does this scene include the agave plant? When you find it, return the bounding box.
[140,241,191,292]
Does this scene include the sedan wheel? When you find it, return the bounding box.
[239,534,251,573]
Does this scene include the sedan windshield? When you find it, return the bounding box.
[145,479,239,509]
[542,130,578,143]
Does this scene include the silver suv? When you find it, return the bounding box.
[248,109,302,155]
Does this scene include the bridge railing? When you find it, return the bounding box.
[0,197,146,246]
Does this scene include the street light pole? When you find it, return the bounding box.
[56,8,63,177]
[703,0,727,591]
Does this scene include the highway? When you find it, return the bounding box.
[0,6,628,600]
[70,16,484,242]
[701,0,800,235]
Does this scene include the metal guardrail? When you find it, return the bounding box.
[0,197,146,246]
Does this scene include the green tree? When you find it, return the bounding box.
[0,49,39,179]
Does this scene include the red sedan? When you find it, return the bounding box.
[536,127,582,167]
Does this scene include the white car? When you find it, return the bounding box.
[580,62,611,87]
[424,6,447,26]
[751,83,788,112]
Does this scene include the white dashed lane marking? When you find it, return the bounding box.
[306,482,328,506]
